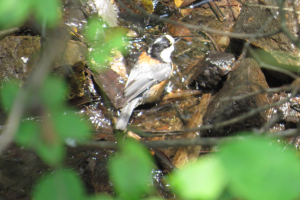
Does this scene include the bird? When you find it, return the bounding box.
[115,34,175,130]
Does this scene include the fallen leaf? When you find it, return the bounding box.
[168,24,193,42]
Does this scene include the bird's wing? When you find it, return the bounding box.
[121,62,171,106]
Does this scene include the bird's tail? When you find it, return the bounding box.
[115,98,140,130]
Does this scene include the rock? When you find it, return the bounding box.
[232,0,300,77]
[0,36,87,85]
[0,36,41,85]
[87,0,118,27]
[192,51,235,91]
[202,58,270,136]
[92,68,125,109]
[56,40,87,67]
[268,92,300,125]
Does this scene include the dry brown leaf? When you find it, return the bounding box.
[179,0,197,8]
[168,24,193,42]
[174,0,184,8]
[180,8,193,16]
[173,93,212,169]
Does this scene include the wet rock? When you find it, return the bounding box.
[56,40,87,67]
[92,68,125,109]
[0,144,48,199]
[191,51,235,91]
[202,58,270,136]
[86,0,118,27]
[169,39,207,92]
[232,0,300,75]
[66,147,114,194]
[0,36,41,85]
[63,2,87,36]
[53,61,88,99]
[0,143,115,199]
[81,101,114,135]
[266,77,300,132]
[0,36,87,86]
[268,93,300,125]
[130,96,199,131]
[131,103,184,131]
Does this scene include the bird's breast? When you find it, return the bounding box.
[137,52,161,65]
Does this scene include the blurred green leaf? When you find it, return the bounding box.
[169,155,227,200]
[33,0,61,27]
[85,18,105,42]
[41,76,67,110]
[143,197,164,200]
[53,112,90,141]
[86,194,113,200]
[0,81,20,112]
[15,118,65,166]
[85,19,126,67]
[90,49,108,65]
[108,139,154,200]
[219,136,300,200]
[0,0,31,28]
[15,120,40,147]
[108,33,125,50]
[33,169,85,200]
[36,141,65,165]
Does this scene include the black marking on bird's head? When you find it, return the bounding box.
[148,35,175,63]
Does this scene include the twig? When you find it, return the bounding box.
[0,27,19,39]
[117,0,282,39]
[0,29,70,153]
[241,9,278,56]
[221,85,300,102]
[76,128,299,149]
[248,47,299,79]
[238,1,300,15]
[201,31,220,51]
[134,87,299,135]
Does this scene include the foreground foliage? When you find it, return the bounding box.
[1,0,300,200]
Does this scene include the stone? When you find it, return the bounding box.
[0,36,87,86]
[202,58,270,136]
[232,0,300,84]
[192,51,235,91]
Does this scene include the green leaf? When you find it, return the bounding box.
[36,141,65,166]
[86,194,113,200]
[89,49,108,65]
[84,18,105,42]
[219,136,300,200]
[33,0,61,27]
[85,19,127,66]
[15,120,40,147]
[0,81,20,112]
[108,139,154,200]
[41,76,67,110]
[0,0,31,28]
[108,33,125,49]
[169,155,227,200]
[143,197,164,200]
[52,112,90,141]
[33,169,85,200]
[15,119,64,166]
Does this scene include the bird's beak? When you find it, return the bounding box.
[174,37,181,43]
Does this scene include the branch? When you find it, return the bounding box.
[76,128,298,149]
[117,0,282,39]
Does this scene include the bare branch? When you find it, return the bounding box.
[118,0,282,39]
